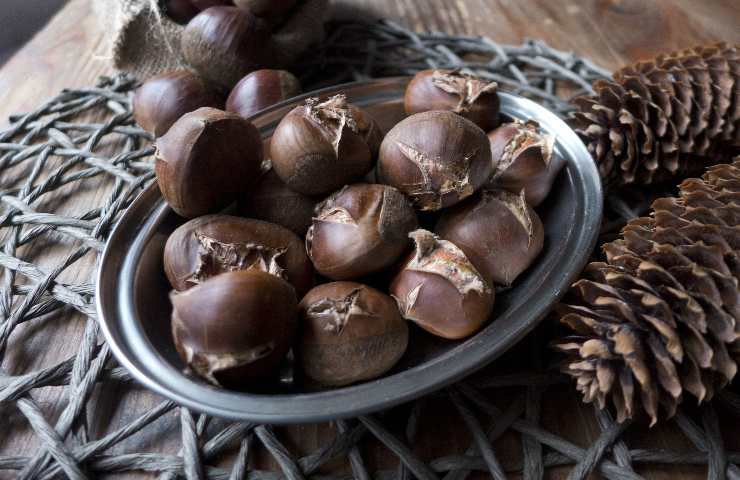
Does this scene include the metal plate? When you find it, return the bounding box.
[96,77,602,424]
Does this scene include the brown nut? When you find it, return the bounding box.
[377,110,493,211]
[164,214,314,297]
[233,0,297,18]
[486,120,562,207]
[155,107,263,218]
[171,269,297,388]
[182,6,274,90]
[164,0,200,24]
[306,184,418,280]
[404,69,500,131]
[390,229,494,339]
[270,95,382,196]
[226,69,301,119]
[436,189,544,286]
[297,282,408,386]
[133,69,223,137]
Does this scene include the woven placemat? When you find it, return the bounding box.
[1,20,739,480]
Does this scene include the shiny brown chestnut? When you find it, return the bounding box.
[297,282,408,386]
[436,189,544,286]
[270,95,383,195]
[171,269,297,388]
[133,69,223,137]
[306,184,418,280]
[377,110,492,211]
[164,214,314,297]
[390,229,494,339]
[182,6,274,90]
[226,69,301,119]
[405,69,500,131]
[155,107,262,218]
[164,0,200,24]
[233,0,297,18]
[486,120,562,207]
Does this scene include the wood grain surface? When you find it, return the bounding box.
[0,1,738,479]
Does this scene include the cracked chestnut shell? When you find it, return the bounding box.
[270,95,383,195]
[486,120,563,207]
[390,229,494,339]
[297,282,408,386]
[133,69,223,137]
[377,110,493,211]
[171,269,297,388]
[155,107,263,218]
[306,184,418,280]
[164,214,314,297]
[226,69,301,119]
[405,69,500,131]
[436,189,544,286]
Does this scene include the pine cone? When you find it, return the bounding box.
[554,157,740,425]
[572,43,739,187]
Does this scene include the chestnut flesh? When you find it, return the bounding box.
[270,94,383,195]
[164,214,314,297]
[405,69,500,131]
[377,110,493,211]
[171,269,297,388]
[298,282,408,386]
[436,189,544,286]
[487,120,562,207]
[307,184,418,280]
[155,107,262,218]
[133,69,223,137]
[390,229,494,339]
[226,69,301,119]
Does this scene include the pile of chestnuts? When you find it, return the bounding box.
[146,67,565,392]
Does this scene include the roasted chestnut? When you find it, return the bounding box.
[164,0,200,24]
[171,269,297,388]
[270,95,383,195]
[436,189,544,286]
[133,69,223,137]
[182,6,274,90]
[233,0,297,18]
[306,184,418,280]
[164,214,314,297]
[226,69,301,119]
[405,69,500,131]
[237,168,317,236]
[486,120,562,207]
[389,229,494,339]
[155,107,262,218]
[297,282,408,386]
[377,110,493,211]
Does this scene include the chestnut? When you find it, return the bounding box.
[226,69,301,119]
[190,0,233,10]
[164,0,200,24]
[133,69,223,137]
[164,214,314,296]
[171,269,297,388]
[297,282,408,386]
[436,189,544,286]
[233,0,297,18]
[155,107,262,218]
[306,184,418,280]
[182,6,274,90]
[377,111,493,211]
[404,69,500,131]
[486,120,563,207]
[270,95,383,195]
[390,229,493,339]
[237,169,317,236]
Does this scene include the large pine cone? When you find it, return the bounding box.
[572,43,739,187]
[554,157,740,425]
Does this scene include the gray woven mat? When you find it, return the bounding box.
[0,20,738,480]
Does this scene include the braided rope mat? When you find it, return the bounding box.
[1,20,739,480]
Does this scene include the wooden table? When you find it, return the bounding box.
[0,1,738,479]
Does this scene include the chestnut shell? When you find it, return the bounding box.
[298,282,408,386]
[171,269,297,388]
[226,69,301,119]
[164,214,314,297]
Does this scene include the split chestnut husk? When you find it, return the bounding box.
[390,229,494,339]
[298,282,408,386]
[226,69,301,119]
[171,269,297,388]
